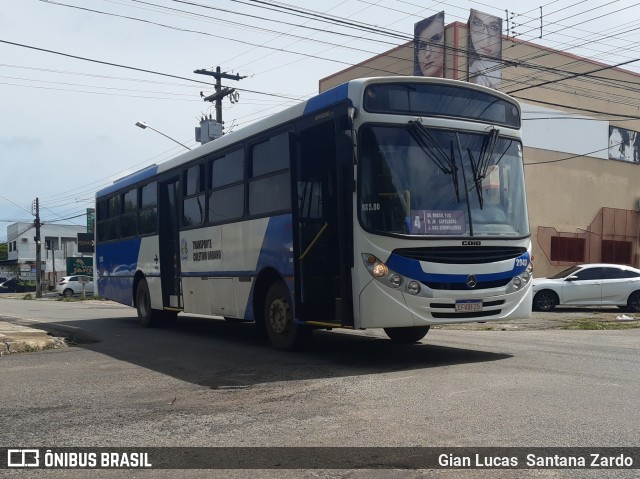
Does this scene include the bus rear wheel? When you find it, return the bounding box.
[264,281,311,351]
[136,279,162,327]
[384,326,430,343]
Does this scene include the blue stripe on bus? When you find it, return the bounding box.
[96,237,142,306]
[96,164,159,198]
[303,82,349,115]
[385,252,530,284]
[244,214,294,321]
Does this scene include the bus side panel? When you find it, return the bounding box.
[137,236,163,310]
[179,214,293,320]
[96,237,142,306]
[240,214,295,321]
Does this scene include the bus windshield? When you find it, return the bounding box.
[359,124,529,237]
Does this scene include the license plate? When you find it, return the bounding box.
[455,300,482,312]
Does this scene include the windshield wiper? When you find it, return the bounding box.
[408,121,460,202]
[467,128,512,209]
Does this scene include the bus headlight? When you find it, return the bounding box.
[372,263,388,278]
[513,276,522,290]
[389,274,402,288]
[508,261,533,293]
[407,281,421,295]
[362,254,422,295]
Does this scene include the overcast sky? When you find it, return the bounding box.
[2,0,639,242]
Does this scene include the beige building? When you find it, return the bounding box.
[320,20,640,278]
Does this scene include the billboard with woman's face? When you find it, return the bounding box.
[414,12,445,78]
[468,9,502,89]
[609,126,640,163]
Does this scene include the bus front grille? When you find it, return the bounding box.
[431,310,501,320]
[393,246,527,264]
[423,278,511,290]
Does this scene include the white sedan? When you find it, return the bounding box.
[56,275,94,297]
[532,263,640,311]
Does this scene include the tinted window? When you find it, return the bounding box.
[141,182,157,208]
[185,165,203,196]
[107,196,121,217]
[574,267,604,281]
[123,189,137,212]
[251,133,289,177]
[183,196,205,226]
[212,149,244,187]
[249,172,291,215]
[603,267,640,279]
[139,209,157,235]
[209,185,244,223]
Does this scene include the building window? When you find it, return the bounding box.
[550,236,585,262]
[601,240,632,264]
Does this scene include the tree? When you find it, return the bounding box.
[0,242,7,261]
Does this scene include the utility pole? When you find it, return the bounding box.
[194,66,246,124]
[34,197,42,298]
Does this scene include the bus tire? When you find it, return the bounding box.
[264,281,311,351]
[136,279,161,327]
[384,326,430,343]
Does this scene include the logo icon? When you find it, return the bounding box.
[466,275,478,288]
[180,238,189,262]
[7,449,40,468]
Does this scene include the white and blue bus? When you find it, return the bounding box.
[96,76,532,350]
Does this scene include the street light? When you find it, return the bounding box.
[135,121,191,151]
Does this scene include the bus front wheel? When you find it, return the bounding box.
[136,279,161,327]
[384,326,430,343]
[264,281,311,351]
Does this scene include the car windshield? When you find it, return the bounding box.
[359,124,529,237]
[548,266,581,279]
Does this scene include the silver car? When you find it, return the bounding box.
[532,263,640,311]
[56,275,94,297]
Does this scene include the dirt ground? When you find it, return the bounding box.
[433,307,640,330]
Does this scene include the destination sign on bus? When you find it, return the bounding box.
[411,210,466,235]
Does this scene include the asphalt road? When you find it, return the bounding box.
[1,299,639,478]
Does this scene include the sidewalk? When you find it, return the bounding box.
[0,320,65,355]
[0,293,67,355]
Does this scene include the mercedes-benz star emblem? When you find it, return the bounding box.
[466,275,478,288]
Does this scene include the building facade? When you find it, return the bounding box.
[3,222,88,286]
[320,19,640,277]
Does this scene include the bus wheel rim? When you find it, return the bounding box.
[269,298,289,335]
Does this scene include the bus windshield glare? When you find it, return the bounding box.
[359,124,529,237]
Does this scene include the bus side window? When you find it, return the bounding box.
[183,164,205,227]
[209,149,244,224]
[249,132,291,216]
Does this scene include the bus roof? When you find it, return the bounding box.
[96,81,350,198]
[96,76,518,198]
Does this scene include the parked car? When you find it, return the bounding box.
[56,275,94,297]
[0,277,36,293]
[532,263,640,311]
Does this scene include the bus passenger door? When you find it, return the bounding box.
[293,119,353,327]
[159,178,182,309]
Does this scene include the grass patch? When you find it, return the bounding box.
[561,319,640,330]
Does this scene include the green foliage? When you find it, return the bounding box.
[0,242,7,261]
